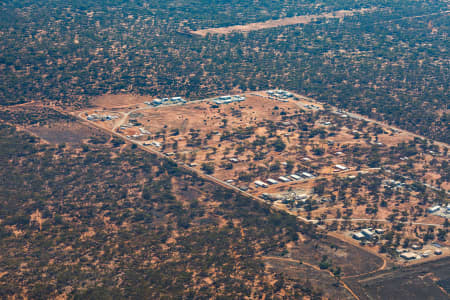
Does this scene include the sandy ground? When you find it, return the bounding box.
[27,121,107,144]
[192,8,376,36]
[93,94,157,109]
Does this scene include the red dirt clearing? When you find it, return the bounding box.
[93,94,156,109]
[192,8,377,36]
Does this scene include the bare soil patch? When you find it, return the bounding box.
[27,121,107,144]
[193,8,376,36]
[289,235,384,277]
[92,94,156,109]
[263,257,353,299]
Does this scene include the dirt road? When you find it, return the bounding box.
[263,255,361,300]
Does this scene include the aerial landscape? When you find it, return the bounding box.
[0,0,448,299]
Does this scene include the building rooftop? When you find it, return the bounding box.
[400,252,417,260]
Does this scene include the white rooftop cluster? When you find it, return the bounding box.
[87,114,119,121]
[253,171,316,188]
[267,90,293,99]
[213,95,246,104]
[145,97,186,106]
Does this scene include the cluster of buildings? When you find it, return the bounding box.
[87,113,119,121]
[143,141,161,147]
[261,191,309,205]
[352,228,446,261]
[398,245,443,261]
[139,127,151,135]
[145,97,186,106]
[382,179,408,190]
[304,104,320,110]
[126,134,144,139]
[427,204,450,216]
[267,90,294,100]
[333,110,350,119]
[121,125,151,140]
[352,228,384,241]
[254,171,316,188]
[213,95,246,105]
[119,123,134,130]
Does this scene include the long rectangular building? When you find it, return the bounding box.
[254,180,268,188]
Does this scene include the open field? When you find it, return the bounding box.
[27,121,108,144]
[192,8,377,36]
[288,235,385,277]
[263,256,354,299]
[93,94,158,109]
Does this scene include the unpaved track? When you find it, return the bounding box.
[192,8,376,36]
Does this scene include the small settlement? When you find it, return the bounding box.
[81,89,449,265]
